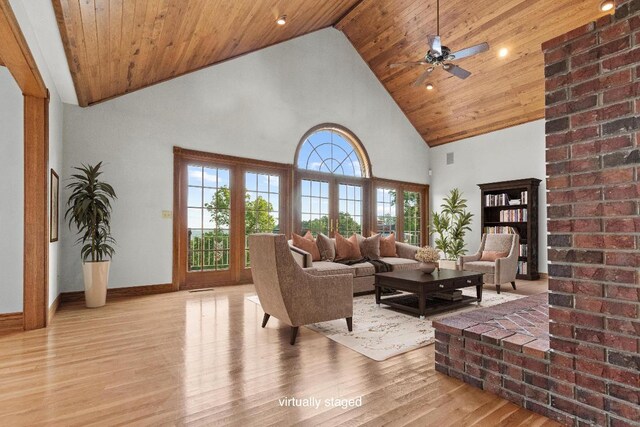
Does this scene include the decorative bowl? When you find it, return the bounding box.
[419,262,437,274]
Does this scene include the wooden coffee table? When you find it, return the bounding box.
[374,269,484,319]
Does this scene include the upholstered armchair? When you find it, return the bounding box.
[248,234,354,345]
[459,233,520,294]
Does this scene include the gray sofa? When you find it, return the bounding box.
[288,239,421,294]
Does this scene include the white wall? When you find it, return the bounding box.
[61,28,430,291]
[429,120,548,273]
[0,68,24,313]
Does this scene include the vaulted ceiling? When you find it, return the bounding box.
[52,0,606,146]
[338,0,606,146]
[52,0,361,106]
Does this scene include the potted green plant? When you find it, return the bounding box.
[431,188,473,270]
[65,162,117,308]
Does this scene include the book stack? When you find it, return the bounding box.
[431,290,463,301]
[499,208,528,222]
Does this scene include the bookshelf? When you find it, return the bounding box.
[478,178,541,280]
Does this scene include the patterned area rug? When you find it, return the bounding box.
[247,289,524,361]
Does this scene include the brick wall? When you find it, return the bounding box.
[544,0,640,426]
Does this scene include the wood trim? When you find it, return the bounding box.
[23,95,49,331]
[0,0,46,97]
[173,147,293,170]
[60,283,174,304]
[0,312,24,333]
[47,293,60,325]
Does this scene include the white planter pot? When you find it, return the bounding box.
[83,260,110,308]
[439,259,459,271]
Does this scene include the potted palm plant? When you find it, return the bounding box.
[431,188,473,270]
[65,162,117,308]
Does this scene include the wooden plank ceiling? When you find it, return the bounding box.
[52,0,360,107]
[337,0,606,146]
[53,0,607,145]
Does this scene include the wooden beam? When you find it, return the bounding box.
[23,95,49,330]
[0,0,46,97]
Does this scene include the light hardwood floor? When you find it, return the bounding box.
[0,279,556,426]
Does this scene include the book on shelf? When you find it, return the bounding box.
[498,208,528,222]
[518,260,528,275]
[520,190,528,204]
[484,226,518,234]
[519,244,527,257]
[485,193,510,206]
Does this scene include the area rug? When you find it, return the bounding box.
[246,289,524,361]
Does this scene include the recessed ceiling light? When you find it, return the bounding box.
[276,15,287,25]
[426,83,434,90]
[600,0,614,12]
[498,47,509,58]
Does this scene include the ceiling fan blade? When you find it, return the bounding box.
[428,35,442,55]
[449,42,490,60]
[444,64,472,79]
[389,61,428,68]
[413,67,435,87]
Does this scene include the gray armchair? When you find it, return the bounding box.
[248,233,354,345]
[460,233,520,294]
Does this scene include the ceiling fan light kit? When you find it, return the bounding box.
[389,0,490,86]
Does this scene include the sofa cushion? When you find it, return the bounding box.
[292,231,321,261]
[351,262,376,277]
[480,250,508,262]
[310,261,356,277]
[356,234,380,260]
[380,257,419,271]
[316,233,335,261]
[376,232,397,257]
[335,232,362,261]
[464,261,496,274]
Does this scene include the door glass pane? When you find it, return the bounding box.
[245,172,280,267]
[376,188,396,236]
[403,191,421,246]
[188,165,231,272]
[338,183,362,236]
[300,179,330,236]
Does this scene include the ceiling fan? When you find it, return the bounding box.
[390,0,490,86]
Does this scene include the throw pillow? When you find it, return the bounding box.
[316,233,336,261]
[356,233,381,260]
[375,232,397,257]
[292,231,321,261]
[335,232,362,261]
[480,251,508,262]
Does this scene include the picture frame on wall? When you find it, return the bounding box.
[50,169,59,242]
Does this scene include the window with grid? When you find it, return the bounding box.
[338,184,362,236]
[187,165,231,271]
[297,129,366,177]
[376,188,396,236]
[244,172,280,267]
[403,191,422,246]
[300,179,330,236]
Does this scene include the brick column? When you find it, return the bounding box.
[544,1,640,426]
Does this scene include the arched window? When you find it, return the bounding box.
[296,125,370,178]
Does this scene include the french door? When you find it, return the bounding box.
[296,171,369,237]
[174,149,290,289]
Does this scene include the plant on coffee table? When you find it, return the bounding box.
[415,246,440,274]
